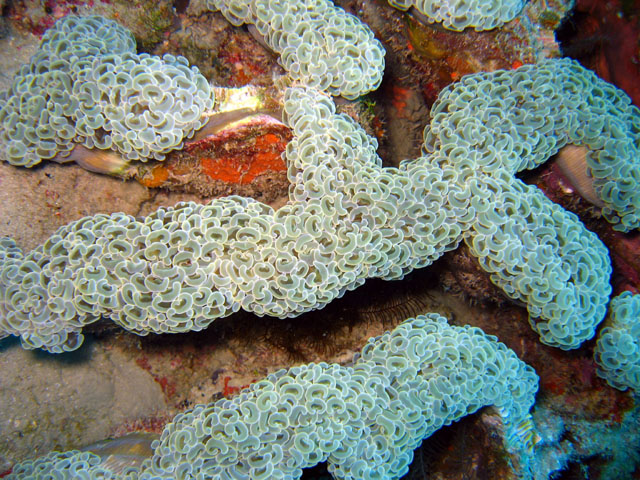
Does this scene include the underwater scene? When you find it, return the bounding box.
[0,0,639,478]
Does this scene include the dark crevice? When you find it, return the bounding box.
[174,0,190,14]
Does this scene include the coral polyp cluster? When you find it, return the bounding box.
[595,291,640,393]
[6,314,539,480]
[2,57,638,352]
[206,0,385,99]
[2,4,640,479]
[0,16,214,167]
[0,86,464,352]
[388,0,526,31]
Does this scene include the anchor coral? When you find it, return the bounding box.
[388,0,526,32]
[6,313,539,480]
[0,15,214,167]
[594,291,640,393]
[420,57,640,347]
[1,58,636,352]
[0,86,465,352]
[205,0,385,99]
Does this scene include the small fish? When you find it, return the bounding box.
[192,86,285,141]
[405,6,457,34]
[53,145,131,176]
[80,432,159,474]
[193,108,283,141]
[555,144,605,207]
[193,86,283,141]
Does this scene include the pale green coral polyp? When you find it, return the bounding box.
[0,98,465,352]
[0,59,635,353]
[6,314,538,480]
[0,16,214,167]
[594,292,640,393]
[388,0,526,31]
[206,0,385,99]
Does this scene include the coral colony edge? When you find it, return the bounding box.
[0,2,638,480]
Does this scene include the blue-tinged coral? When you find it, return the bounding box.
[0,86,467,352]
[594,292,640,393]
[0,15,214,167]
[416,58,640,348]
[1,59,633,352]
[5,314,539,480]
[466,174,611,349]
[423,58,640,232]
[387,0,526,31]
[5,450,136,480]
[205,0,385,99]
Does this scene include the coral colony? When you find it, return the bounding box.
[0,15,213,167]
[8,314,539,479]
[387,0,526,31]
[0,1,639,478]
